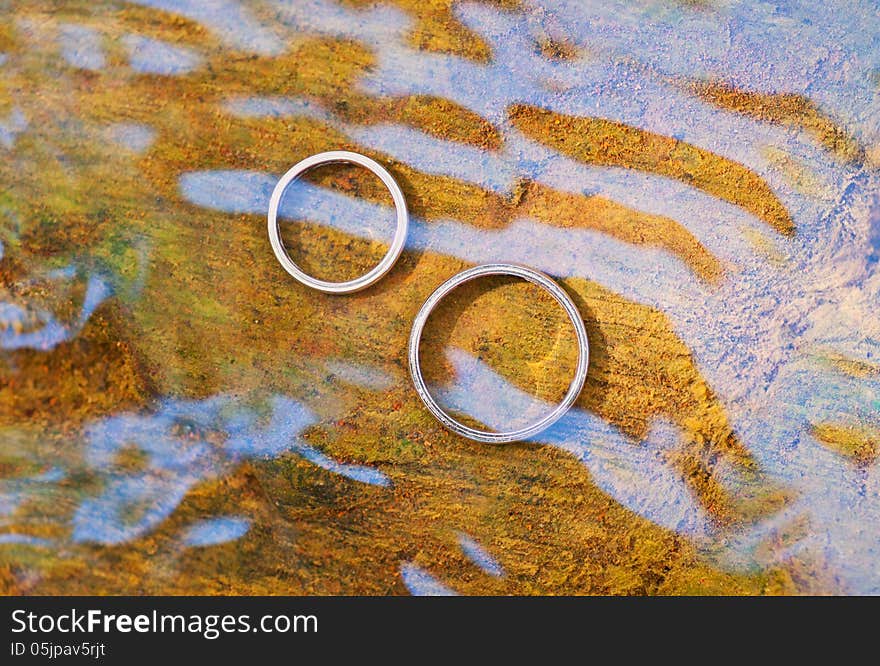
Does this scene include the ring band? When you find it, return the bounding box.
[267,150,409,294]
[408,263,589,444]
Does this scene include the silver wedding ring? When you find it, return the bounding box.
[408,263,589,444]
[267,150,408,294]
[268,154,589,442]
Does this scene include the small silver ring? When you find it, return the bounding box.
[408,263,589,444]
[267,150,408,294]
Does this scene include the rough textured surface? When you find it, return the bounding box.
[1,0,878,595]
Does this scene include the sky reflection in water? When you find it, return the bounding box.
[1,0,879,593]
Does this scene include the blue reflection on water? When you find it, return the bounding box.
[103,123,157,154]
[868,196,880,267]
[30,468,66,483]
[180,171,703,322]
[58,24,105,71]
[399,562,458,596]
[122,34,202,75]
[436,347,716,539]
[0,274,112,351]
[8,0,880,591]
[128,0,284,55]
[0,108,27,149]
[0,534,53,547]
[0,468,66,546]
[0,492,21,518]
[180,170,274,213]
[223,97,332,122]
[351,124,516,194]
[180,48,880,585]
[73,394,388,544]
[74,475,193,544]
[325,360,395,391]
[0,467,66,504]
[183,516,251,547]
[457,532,504,578]
[297,445,391,487]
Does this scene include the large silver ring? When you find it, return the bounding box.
[408,263,589,444]
[267,150,409,294]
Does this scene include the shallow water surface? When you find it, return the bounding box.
[1,0,879,595]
